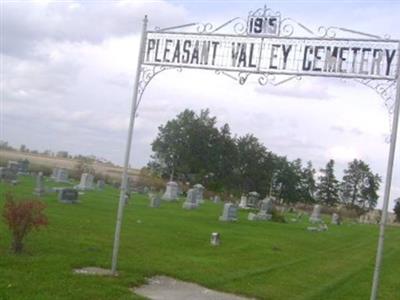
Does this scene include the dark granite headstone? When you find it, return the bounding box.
[58,188,79,203]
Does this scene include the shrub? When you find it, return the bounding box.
[2,193,48,253]
[394,200,400,223]
[271,209,286,223]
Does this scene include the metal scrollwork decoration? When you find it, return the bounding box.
[136,66,181,112]
[142,5,397,130]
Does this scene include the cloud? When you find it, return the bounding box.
[2,0,400,209]
[2,0,187,58]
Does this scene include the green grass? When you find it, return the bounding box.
[0,176,399,300]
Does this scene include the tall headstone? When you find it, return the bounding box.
[331,213,341,225]
[58,188,79,204]
[96,179,105,190]
[193,183,205,204]
[219,203,238,221]
[77,173,94,190]
[247,191,260,208]
[182,189,198,210]
[149,193,161,208]
[309,204,322,223]
[239,195,248,208]
[162,181,179,201]
[34,172,45,196]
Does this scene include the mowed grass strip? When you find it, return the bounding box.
[0,176,399,300]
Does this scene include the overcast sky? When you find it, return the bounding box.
[1,0,400,209]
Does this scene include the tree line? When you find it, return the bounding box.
[147,109,381,210]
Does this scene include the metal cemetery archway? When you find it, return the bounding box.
[111,7,400,300]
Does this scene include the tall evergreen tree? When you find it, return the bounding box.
[299,161,317,203]
[316,159,340,206]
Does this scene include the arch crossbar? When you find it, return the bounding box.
[111,7,400,300]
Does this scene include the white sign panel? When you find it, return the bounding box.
[144,32,399,80]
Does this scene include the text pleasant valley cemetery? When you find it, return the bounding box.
[145,32,399,80]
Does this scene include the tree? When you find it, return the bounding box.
[341,159,381,210]
[2,193,48,253]
[234,134,275,196]
[150,109,220,183]
[316,159,340,206]
[299,161,317,203]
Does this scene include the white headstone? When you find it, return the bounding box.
[331,213,341,225]
[149,193,161,208]
[182,189,198,210]
[213,195,221,203]
[210,232,220,246]
[193,183,205,204]
[77,173,94,190]
[309,204,322,223]
[162,181,179,201]
[248,197,273,221]
[96,179,105,190]
[239,195,248,208]
[52,168,69,183]
[34,172,45,196]
[219,203,238,221]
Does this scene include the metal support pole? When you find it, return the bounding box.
[111,15,148,275]
[370,70,400,298]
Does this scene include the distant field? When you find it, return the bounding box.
[0,176,399,300]
[0,150,139,180]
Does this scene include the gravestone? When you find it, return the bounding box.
[149,193,161,208]
[213,195,221,203]
[34,172,45,196]
[58,188,79,203]
[1,168,17,182]
[247,191,260,208]
[17,159,29,174]
[248,197,273,221]
[309,204,322,223]
[210,232,220,246]
[77,173,94,190]
[239,195,248,208]
[359,210,381,224]
[51,168,58,179]
[96,179,105,190]
[193,183,205,204]
[219,203,238,221]
[143,186,150,194]
[331,213,341,225]
[162,181,179,201]
[182,189,198,210]
[52,168,69,183]
[7,161,19,173]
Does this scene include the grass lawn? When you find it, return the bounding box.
[0,176,399,300]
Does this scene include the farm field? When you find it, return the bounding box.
[0,176,399,300]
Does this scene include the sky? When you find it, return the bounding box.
[1,0,400,209]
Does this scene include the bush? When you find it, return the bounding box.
[2,193,48,253]
[271,209,286,223]
[394,201,400,223]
